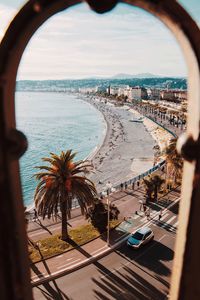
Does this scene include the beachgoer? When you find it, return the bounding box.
[33,209,38,221]
[132,182,135,190]
[146,208,151,220]
[120,182,123,191]
[159,210,162,221]
[125,182,128,190]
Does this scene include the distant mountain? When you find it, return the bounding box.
[16,77,187,92]
[111,73,160,79]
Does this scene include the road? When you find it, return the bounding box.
[33,202,178,300]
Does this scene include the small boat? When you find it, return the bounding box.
[129,118,143,123]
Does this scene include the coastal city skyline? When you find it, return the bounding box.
[0,0,199,80]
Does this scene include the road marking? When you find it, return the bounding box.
[55,255,63,259]
[145,212,169,227]
[56,258,81,269]
[133,214,140,219]
[123,222,132,229]
[161,216,176,229]
[100,234,166,280]
[160,213,169,221]
[31,197,181,285]
[169,220,179,232]
[173,221,178,228]
[162,197,180,215]
[91,245,107,255]
[29,225,61,237]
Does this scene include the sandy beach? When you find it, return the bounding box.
[82,96,168,193]
[27,94,173,213]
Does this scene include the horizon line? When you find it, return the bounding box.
[16,75,187,81]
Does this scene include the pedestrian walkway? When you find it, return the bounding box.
[30,187,180,287]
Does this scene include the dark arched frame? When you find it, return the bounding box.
[0,0,199,299]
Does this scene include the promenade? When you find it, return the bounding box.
[29,183,180,287]
[29,98,182,298]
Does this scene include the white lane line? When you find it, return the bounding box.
[173,221,178,228]
[100,234,166,280]
[55,255,63,259]
[91,245,108,255]
[56,258,81,269]
[161,216,176,229]
[160,213,169,221]
[29,225,61,237]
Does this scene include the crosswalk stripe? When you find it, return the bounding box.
[140,211,157,222]
[161,216,177,229]
[169,220,179,232]
[160,213,169,221]
[152,213,169,226]
[133,214,140,219]
[173,221,178,228]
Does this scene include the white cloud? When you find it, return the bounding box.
[0,2,186,79]
[0,4,17,42]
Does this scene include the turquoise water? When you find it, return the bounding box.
[15,92,106,207]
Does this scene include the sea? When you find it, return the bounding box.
[15,91,106,208]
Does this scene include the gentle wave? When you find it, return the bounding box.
[16,91,106,208]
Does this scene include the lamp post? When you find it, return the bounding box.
[107,197,110,246]
[106,181,112,246]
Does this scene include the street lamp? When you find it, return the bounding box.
[106,181,113,246]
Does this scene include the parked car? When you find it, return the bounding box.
[127,227,154,249]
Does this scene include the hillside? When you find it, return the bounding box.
[16,77,187,91]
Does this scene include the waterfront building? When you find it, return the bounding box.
[110,86,120,96]
[160,89,187,102]
[128,87,148,100]
[149,88,160,100]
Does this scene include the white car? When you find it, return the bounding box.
[127,227,154,249]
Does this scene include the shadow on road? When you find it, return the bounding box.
[66,238,169,299]
[31,228,172,299]
[35,219,53,235]
[116,240,174,277]
[151,219,177,234]
[31,249,71,300]
[92,265,167,300]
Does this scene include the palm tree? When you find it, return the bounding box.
[165,138,183,183]
[152,175,165,202]
[143,177,154,203]
[34,150,97,241]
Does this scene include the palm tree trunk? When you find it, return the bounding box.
[154,186,158,202]
[60,201,68,241]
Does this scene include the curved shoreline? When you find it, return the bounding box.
[81,96,156,192]
[27,94,173,212]
[84,99,108,162]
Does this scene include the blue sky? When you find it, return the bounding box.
[0,0,199,79]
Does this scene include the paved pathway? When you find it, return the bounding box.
[29,184,180,287]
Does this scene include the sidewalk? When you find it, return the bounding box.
[30,186,180,287]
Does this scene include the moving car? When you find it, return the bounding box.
[127,227,154,249]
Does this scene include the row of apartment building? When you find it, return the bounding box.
[78,85,187,102]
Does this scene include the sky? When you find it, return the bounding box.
[0,0,199,80]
